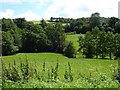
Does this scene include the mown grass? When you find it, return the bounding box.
[66,34,80,50]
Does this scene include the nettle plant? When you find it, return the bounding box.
[2,60,21,82]
[111,62,120,83]
[47,60,59,82]
[64,62,73,82]
[2,58,120,88]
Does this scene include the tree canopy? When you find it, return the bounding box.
[1,12,120,59]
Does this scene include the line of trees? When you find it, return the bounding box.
[1,12,120,59]
[78,26,120,59]
[2,18,75,58]
[64,12,120,34]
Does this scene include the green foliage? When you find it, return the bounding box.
[2,18,67,56]
[2,61,21,82]
[10,28,22,49]
[115,20,120,33]
[79,27,120,59]
[13,18,27,29]
[111,63,119,81]
[89,12,101,28]
[45,23,66,53]
[40,61,46,81]
[2,31,18,55]
[65,18,90,34]
[54,60,59,81]
[2,17,120,58]
[91,27,100,58]
[2,18,23,48]
[108,17,119,29]
[64,41,76,58]
[0,30,2,55]
[2,18,23,55]
[98,31,108,59]
[20,56,29,82]
[40,19,47,28]
[114,34,120,59]
[2,56,119,88]
[64,13,119,34]
[105,31,114,59]
[2,18,15,32]
[23,30,49,52]
[10,60,21,82]
[47,60,59,82]
[79,31,94,58]
[64,62,73,82]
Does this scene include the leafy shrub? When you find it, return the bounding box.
[64,41,76,58]
[64,62,73,82]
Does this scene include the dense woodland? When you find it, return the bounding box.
[1,12,120,59]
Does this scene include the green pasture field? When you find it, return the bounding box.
[31,20,49,24]
[66,34,80,50]
[1,34,119,88]
[2,53,118,79]
[32,20,68,26]
[32,20,40,24]
[2,53,119,88]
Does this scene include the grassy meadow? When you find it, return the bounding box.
[2,53,119,88]
[2,34,119,88]
[32,20,50,24]
[66,34,80,50]
[32,20,68,26]
[2,52,118,78]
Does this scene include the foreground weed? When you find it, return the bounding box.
[64,62,73,82]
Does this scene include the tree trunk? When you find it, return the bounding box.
[102,52,104,59]
[109,52,112,60]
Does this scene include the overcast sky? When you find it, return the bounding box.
[0,0,119,21]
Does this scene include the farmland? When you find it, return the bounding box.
[2,53,119,88]
[1,13,120,88]
[31,20,68,28]
[2,34,119,88]
[2,52,118,78]
[66,34,80,50]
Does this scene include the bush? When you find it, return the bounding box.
[64,41,76,58]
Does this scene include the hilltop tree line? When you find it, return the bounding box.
[2,18,75,58]
[64,12,120,34]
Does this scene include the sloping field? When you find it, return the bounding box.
[2,53,118,79]
[66,34,80,50]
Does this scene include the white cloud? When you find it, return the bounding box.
[15,11,41,21]
[39,0,52,6]
[44,0,119,19]
[0,9,41,21]
[1,0,119,20]
[0,9,14,19]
